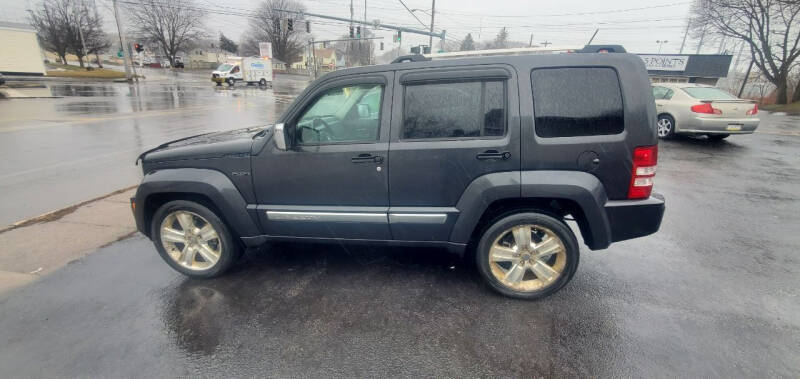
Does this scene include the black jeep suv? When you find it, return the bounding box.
[132,48,665,299]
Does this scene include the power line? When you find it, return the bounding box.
[397,0,428,29]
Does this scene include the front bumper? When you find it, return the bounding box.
[212,76,226,83]
[604,193,665,244]
[680,117,759,134]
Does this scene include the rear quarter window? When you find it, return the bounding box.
[531,67,624,138]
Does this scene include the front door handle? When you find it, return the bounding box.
[476,150,511,161]
[352,153,383,163]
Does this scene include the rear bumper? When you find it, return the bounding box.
[604,193,665,244]
[680,117,759,134]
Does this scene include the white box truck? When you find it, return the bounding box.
[211,57,273,87]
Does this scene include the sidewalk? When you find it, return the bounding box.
[0,187,137,294]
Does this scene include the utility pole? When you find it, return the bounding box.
[541,41,551,48]
[111,0,132,81]
[529,34,533,47]
[679,21,690,54]
[587,29,599,45]
[739,59,754,98]
[695,28,705,54]
[72,0,89,68]
[429,0,435,52]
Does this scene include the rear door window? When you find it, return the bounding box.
[531,67,624,138]
[402,80,506,139]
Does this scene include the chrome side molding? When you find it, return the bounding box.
[267,211,387,223]
[266,211,448,224]
[388,213,447,224]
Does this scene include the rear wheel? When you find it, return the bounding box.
[259,78,267,86]
[476,212,579,300]
[657,114,676,139]
[707,134,729,140]
[151,200,241,278]
[226,78,235,87]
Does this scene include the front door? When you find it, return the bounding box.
[252,73,393,239]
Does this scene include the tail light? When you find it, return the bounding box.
[628,145,658,199]
[746,103,758,115]
[691,103,722,115]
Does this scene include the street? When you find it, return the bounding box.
[0,73,308,225]
[0,106,798,376]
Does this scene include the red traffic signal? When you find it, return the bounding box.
[133,43,143,53]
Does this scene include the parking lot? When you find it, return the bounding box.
[0,75,798,377]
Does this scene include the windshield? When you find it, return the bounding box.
[216,63,233,72]
[682,87,738,100]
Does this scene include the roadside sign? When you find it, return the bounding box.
[259,42,273,59]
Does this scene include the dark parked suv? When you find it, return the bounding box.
[132,47,665,299]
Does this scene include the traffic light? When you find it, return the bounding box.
[356,26,361,38]
[133,43,143,53]
[397,31,401,42]
[287,18,294,31]
[306,20,310,33]
[349,26,354,38]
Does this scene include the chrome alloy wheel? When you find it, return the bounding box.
[657,117,672,137]
[488,225,567,292]
[159,210,222,271]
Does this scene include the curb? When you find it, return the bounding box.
[0,185,137,235]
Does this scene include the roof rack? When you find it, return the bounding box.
[391,54,431,63]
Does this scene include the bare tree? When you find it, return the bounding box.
[28,0,72,65]
[691,0,800,104]
[126,0,206,66]
[244,0,306,63]
[69,0,111,68]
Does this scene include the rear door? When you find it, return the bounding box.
[387,66,520,241]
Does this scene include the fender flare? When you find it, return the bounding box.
[449,171,612,250]
[133,168,260,238]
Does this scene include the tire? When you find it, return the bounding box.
[151,200,241,278]
[707,134,729,140]
[226,78,235,87]
[259,78,267,86]
[657,114,677,139]
[476,212,579,300]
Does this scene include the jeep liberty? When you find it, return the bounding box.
[132,47,665,299]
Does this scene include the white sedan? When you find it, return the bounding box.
[652,84,759,140]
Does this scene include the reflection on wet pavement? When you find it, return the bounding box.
[0,75,309,225]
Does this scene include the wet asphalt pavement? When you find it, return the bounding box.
[0,112,799,376]
[0,73,308,225]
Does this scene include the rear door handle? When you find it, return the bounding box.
[351,153,383,163]
[476,150,511,161]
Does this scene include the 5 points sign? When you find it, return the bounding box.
[639,55,689,71]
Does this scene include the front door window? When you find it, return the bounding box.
[296,84,383,144]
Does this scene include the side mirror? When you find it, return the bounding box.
[274,123,288,150]
[357,103,370,119]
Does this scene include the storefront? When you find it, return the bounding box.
[638,54,733,85]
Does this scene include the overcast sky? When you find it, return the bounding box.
[3,0,723,55]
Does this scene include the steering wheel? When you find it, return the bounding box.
[312,117,337,142]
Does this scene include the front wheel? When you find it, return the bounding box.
[226,78,235,87]
[151,200,241,278]
[259,78,267,86]
[476,212,579,300]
